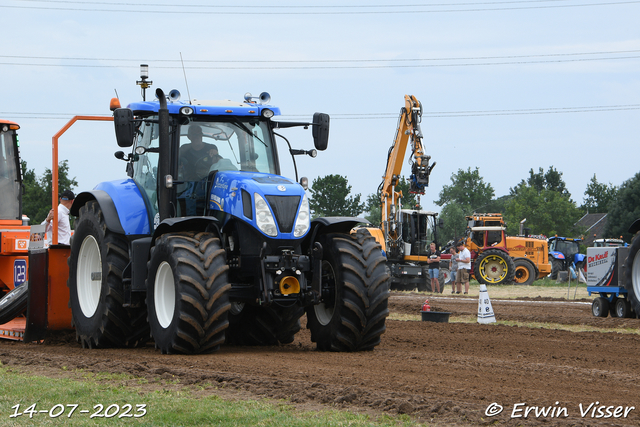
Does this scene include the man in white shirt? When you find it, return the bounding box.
[455,240,472,294]
[42,189,74,246]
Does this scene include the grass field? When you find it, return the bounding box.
[0,366,416,427]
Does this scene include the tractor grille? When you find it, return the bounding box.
[265,195,301,234]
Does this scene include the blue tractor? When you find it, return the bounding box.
[548,236,586,280]
[67,87,389,354]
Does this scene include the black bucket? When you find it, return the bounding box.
[420,311,451,323]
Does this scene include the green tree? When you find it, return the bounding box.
[364,176,420,225]
[524,166,568,195]
[309,174,365,217]
[505,167,580,237]
[582,174,618,213]
[438,202,466,244]
[21,160,78,224]
[604,173,640,241]
[434,167,495,213]
[434,167,494,242]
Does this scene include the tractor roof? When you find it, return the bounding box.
[127,98,281,118]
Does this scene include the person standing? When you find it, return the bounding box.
[42,189,75,246]
[426,242,441,293]
[449,246,458,294]
[455,240,472,294]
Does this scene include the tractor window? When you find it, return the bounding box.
[487,230,502,246]
[178,119,276,180]
[0,129,21,220]
[471,231,485,248]
[132,121,160,224]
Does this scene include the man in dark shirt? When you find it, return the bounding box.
[179,124,221,181]
[426,242,441,293]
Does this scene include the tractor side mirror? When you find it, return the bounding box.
[312,112,329,151]
[114,108,135,147]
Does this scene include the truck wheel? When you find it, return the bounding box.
[146,231,231,354]
[0,283,28,324]
[473,249,515,285]
[591,297,609,317]
[306,230,390,351]
[514,259,536,286]
[549,259,563,280]
[226,304,304,345]
[438,268,450,292]
[68,201,149,348]
[624,232,640,315]
[614,298,632,318]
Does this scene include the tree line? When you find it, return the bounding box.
[308,168,640,243]
[21,160,77,225]
[20,160,639,243]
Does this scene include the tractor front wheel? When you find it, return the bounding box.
[146,231,231,354]
[473,249,515,285]
[306,229,390,351]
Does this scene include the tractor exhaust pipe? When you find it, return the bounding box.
[156,88,172,222]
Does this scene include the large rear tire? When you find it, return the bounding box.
[0,284,28,324]
[226,303,304,346]
[473,249,515,285]
[514,259,536,286]
[549,259,563,280]
[146,231,230,354]
[625,232,640,315]
[306,229,390,351]
[68,201,149,348]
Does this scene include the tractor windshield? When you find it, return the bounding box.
[550,239,579,257]
[0,128,21,220]
[178,118,277,181]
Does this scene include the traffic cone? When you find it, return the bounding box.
[477,284,496,324]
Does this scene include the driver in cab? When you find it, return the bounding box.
[179,124,221,181]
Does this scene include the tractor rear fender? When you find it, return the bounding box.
[71,180,150,236]
[302,217,370,253]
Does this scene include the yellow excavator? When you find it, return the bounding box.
[365,95,439,291]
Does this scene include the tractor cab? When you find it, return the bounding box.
[0,120,23,223]
[464,214,507,253]
[400,209,440,257]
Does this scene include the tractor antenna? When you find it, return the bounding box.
[114,89,119,100]
[180,53,192,104]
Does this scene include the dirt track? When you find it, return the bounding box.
[1,292,639,426]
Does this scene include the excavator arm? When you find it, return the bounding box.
[379,95,435,253]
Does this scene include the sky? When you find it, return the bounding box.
[2,0,639,216]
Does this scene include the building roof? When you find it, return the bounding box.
[575,213,608,246]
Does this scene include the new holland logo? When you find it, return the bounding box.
[277,185,286,192]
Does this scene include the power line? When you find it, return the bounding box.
[5,104,638,120]
[3,0,640,14]
[1,49,639,64]
[1,55,638,70]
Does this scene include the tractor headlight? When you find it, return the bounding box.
[254,193,278,237]
[293,194,310,237]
